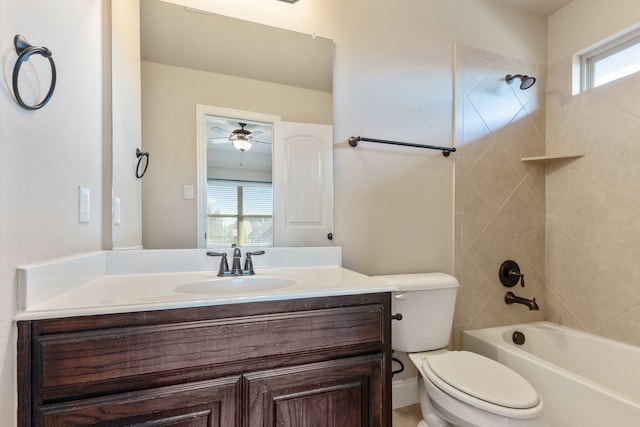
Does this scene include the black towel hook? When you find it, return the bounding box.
[11,35,57,110]
[135,148,150,179]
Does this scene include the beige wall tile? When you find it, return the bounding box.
[596,308,640,347]
[545,44,640,346]
[544,288,584,330]
[455,45,545,347]
[594,218,640,298]
[545,218,589,285]
[551,256,640,331]
[466,146,523,210]
[546,164,637,251]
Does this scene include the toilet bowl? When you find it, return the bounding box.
[375,273,547,427]
[410,350,545,426]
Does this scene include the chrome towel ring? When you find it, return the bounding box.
[12,35,57,110]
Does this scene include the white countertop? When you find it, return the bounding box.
[15,248,394,320]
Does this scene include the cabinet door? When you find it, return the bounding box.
[37,377,240,427]
[244,355,384,427]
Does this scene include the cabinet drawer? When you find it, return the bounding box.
[36,304,384,398]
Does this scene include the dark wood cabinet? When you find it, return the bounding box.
[18,293,391,427]
[37,377,240,426]
[245,355,384,427]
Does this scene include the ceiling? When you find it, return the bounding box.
[141,0,333,93]
[142,0,573,95]
[493,0,573,16]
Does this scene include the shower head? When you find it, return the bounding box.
[505,74,536,90]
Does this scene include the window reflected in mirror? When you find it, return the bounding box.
[206,180,273,247]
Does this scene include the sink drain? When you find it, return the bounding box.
[512,331,526,345]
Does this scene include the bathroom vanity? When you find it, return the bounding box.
[18,293,390,426]
[15,248,393,426]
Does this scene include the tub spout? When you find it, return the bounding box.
[505,291,539,310]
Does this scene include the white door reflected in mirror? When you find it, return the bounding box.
[273,121,333,247]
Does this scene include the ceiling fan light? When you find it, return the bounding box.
[229,131,252,140]
[232,139,252,152]
[228,123,254,151]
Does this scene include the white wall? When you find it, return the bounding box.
[457,0,548,63]
[548,0,640,64]
[0,0,106,424]
[0,0,546,425]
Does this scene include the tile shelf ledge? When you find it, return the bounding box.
[521,153,585,163]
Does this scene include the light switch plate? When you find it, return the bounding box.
[78,186,90,223]
[113,197,121,225]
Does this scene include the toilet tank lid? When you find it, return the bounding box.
[373,273,459,291]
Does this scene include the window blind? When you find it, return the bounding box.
[206,179,273,247]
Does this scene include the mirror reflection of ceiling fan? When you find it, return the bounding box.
[209,122,272,152]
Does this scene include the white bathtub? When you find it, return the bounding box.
[463,321,640,427]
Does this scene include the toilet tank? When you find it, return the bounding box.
[374,273,459,353]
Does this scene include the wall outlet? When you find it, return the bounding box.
[78,186,90,223]
[184,184,195,200]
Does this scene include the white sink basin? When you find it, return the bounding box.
[174,276,297,295]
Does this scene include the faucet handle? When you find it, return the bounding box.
[509,270,525,287]
[207,251,229,276]
[499,260,525,287]
[244,251,265,275]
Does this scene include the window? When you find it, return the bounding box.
[206,180,273,248]
[581,28,640,92]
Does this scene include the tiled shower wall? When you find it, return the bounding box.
[545,57,640,347]
[453,45,546,348]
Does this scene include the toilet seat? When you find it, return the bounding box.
[422,351,541,419]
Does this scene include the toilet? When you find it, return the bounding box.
[375,273,547,427]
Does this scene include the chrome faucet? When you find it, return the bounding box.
[505,291,539,311]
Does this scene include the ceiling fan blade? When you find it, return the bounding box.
[209,137,231,144]
[253,140,272,145]
[209,126,232,137]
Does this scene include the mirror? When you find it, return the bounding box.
[112,0,333,249]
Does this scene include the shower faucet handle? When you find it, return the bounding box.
[510,270,525,287]
[499,260,525,287]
